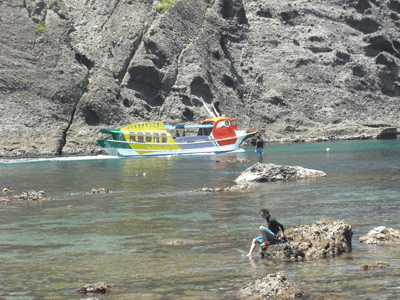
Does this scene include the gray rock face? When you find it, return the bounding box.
[260,219,353,261]
[1,0,400,157]
[359,226,400,244]
[235,162,326,183]
[239,272,308,299]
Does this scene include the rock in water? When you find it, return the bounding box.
[236,163,326,183]
[359,226,400,244]
[358,261,389,270]
[75,281,112,294]
[190,184,260,193]
[239,272,308,299]
[260,219,353,261]
[0,190,51,202]
[90,188,110,194]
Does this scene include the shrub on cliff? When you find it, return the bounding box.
[156,0,177,14]
[35,21,46,36]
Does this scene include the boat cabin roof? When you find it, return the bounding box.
[100,117,231,135]
[201,116,230,124]
[164,124,214,130]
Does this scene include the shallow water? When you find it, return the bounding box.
[1,139,399,299]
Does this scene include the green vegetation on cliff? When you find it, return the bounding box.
[156,0,178,14]
[35,21,46,36]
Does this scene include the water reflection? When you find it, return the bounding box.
[0,140,399,299]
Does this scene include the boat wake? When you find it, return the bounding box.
[232,148,245,153]
[161,148,245,159]
[0,155,120,164]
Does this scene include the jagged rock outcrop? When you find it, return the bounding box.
[260,219,353,261]
[1,0,400,157]
[239,272,308,299]
[235,162,326,183]
[359,226,400,244]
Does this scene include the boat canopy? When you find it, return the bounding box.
[100,129,123,134]
[164,124,214,130]
[100,124,214,134]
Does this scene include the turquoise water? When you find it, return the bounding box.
[0,139,399,299]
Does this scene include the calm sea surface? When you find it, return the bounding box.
[1,139,399,299]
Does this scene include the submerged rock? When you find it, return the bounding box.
[359,226,400,244]
[215,158,250,163]
[191,184,260,193]
[75,281,112,294]
[236,163,326,183]
[0,190,52,203]
[260,219,352,261]
[359,261,389,270]
[239,272,308,299]
[160,239,202,246]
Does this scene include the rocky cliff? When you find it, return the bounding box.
[1,0,399,157]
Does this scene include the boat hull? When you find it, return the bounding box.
[99,131,250,157]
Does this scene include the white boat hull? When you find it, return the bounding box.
[104,131,249,157]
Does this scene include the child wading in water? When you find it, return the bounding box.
[246,209,285,257]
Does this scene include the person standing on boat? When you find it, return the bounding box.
[246,209,285,257]
[255,135,264,163]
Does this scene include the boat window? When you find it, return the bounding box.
[153,133,160,143]
[197,121,214,136]
[145,133,152,143]
[119,134,123,141]
[137,132,144,143]
[197,127,213,136]
[129,132,136,142]
[161,133,168,143]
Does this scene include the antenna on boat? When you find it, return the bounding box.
[212,102,221,117]
[199,97,216,118]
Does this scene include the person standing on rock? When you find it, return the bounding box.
[246,209,285,257]
[255,135,264,163]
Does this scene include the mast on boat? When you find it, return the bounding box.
[199,97,220,118]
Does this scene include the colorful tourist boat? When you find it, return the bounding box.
[97,115,256,157]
